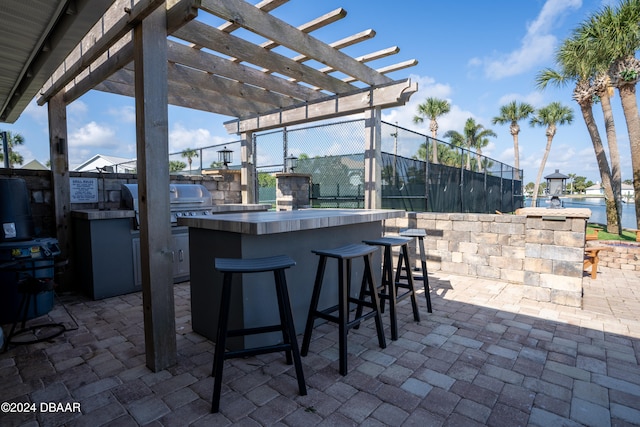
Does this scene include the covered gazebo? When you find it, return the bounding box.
[1,0,417,371]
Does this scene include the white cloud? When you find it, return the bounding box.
[68,101,89,118]
[108,105,135,124]
[497,91,546,108]
[69,121,117,148]
[169,123,227,152]
[382,73,457,132]
[67,121,120,166]
[23,100,48,125]
[475,0,582,80]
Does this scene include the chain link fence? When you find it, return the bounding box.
[110,119,523,213]
[255,119,523,213]
[256,119,366,208]
[111,141,244,175]
[380,122,523,212]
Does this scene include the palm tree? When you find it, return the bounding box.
[0,130,25,167]
[492,101,534,180]
[181,148,199,174]
[169,160,186,173]
[537,30,622,233]
[443,118,496,171]
[593,73,624,232]
[442,127,466,168]
[567,173,577,194]
[474,136,492,173]
[529,102,574,207]
[583,0,640,228]
[412,97,451,164]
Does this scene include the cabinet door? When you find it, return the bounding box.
[172,233,190,281]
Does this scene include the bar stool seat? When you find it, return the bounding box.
[361,236,421,341]
[399,229,432,313]
[211,254,306,413]
[301,244,386,376]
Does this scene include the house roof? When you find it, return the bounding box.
[73,153,135,171]
[21,159,48,170]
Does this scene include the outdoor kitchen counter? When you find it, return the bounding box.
[71,209,135,221]
[177,208,405,235]
[179,208,406,349]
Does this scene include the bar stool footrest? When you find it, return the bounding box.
[224,343,292,360]
[227,324,284,338]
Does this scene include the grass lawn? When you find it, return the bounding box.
[587,223,638,242]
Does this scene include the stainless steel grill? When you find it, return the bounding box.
[121,183,214,228]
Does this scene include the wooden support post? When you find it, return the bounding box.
[241,131,256,204]
[134,4,177,371]
[364,107,382,209]
[47,93,71,288]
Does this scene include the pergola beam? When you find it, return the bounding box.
[173,20,355,94]
[166,40,323,102]
[100,68,273,117]
[95,79,243,116]
[294,46,403,88]
[224,78,417,133]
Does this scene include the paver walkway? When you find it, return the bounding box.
[1,266,639,426]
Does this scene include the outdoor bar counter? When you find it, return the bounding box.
[178,208,405,348]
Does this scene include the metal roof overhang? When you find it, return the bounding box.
[0,0,112,123]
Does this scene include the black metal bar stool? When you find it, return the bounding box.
[301,244,386,376]
[399,228,432,313]
[211,255,306,413]
[360,236,420,341]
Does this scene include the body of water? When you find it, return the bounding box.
[526,197,637,229]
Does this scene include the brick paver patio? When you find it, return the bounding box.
[1,265,639,426]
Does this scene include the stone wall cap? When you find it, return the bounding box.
[515,207,591,219]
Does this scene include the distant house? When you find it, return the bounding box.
[73,154,136,173]
[585,183,603,196]
[621,183,635,201]
[21,159,48,170]
[585,182,635,199]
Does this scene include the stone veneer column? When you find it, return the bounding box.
[201,169,242,204]
[516,207,591,308]
[276,173,311,211]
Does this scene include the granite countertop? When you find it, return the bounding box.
[209,204,271,212]
[177,208,406,235]
[71,209,136,220]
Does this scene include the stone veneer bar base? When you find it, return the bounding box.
[385,208,591,308]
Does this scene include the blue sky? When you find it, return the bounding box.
[3,0,630,184]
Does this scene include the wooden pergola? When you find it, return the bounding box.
[35,0,417,370]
